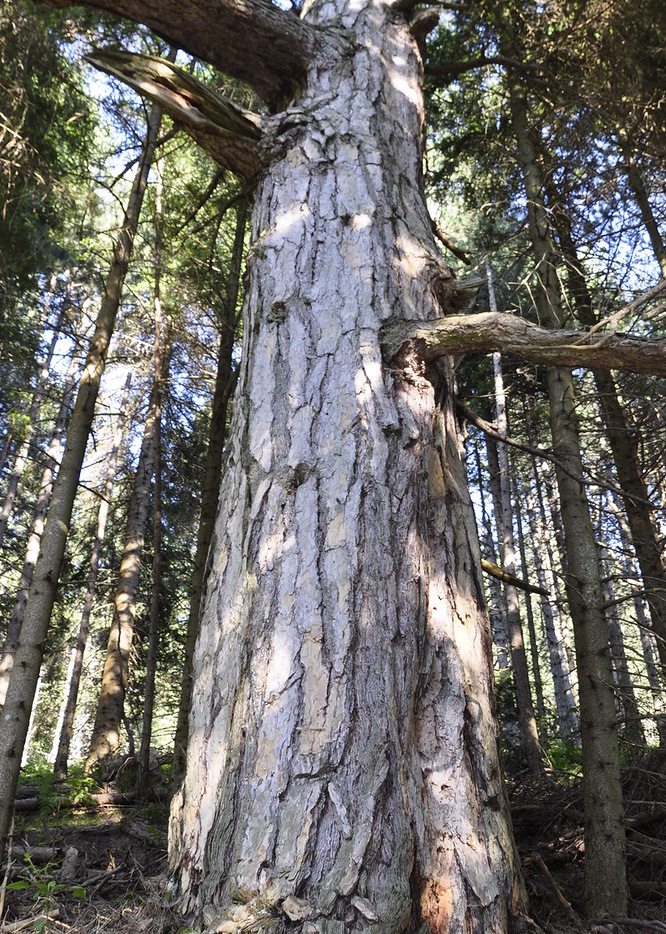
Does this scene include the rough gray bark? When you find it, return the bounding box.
[508,74,627,916]
[0,102,162,864]
[163,2,525,930]
[171,199,247,790]
[52,373,132,781]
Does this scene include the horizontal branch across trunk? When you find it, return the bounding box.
[381,311,666,377]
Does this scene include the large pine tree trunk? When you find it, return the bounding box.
[169,6,523,930]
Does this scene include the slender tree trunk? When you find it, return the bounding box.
[139,159,165,797]
[168,6,525,928]
[473,443,509,671]
[85,339,170,773]
[52,372,133,780]
[0,305,64,549]
[599,547,645,751]
[617,134,666,277]
[525,477,579,740]
[0,101,163,863]
[486,261,543,775]
[508,74,627,915]
[0,349,80,707]
[513,477,547,749]
[171,199,247,788]
[552,201,666,674]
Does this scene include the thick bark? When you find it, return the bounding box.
[0,102,162,864]
[508,75,627,915]
[0,350,80,708]
[171,200,247,789]
[166,3,523,930]
[52,373,132,780]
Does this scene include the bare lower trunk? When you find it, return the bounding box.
[169,6,523,930]
[139,160,166,796]
[86,345,170,773]
[52,373,132,780]
[0,102,162,863]
[508,75,627,915]
[486,261,543,774]
[524,479,579,740]
[171,199,247,789]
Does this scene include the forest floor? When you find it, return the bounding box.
[2,752,666,934]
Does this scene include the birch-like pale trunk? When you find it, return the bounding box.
[168,3,523,929]
[0,348,80,708]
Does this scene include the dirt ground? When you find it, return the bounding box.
[2,755,666,934]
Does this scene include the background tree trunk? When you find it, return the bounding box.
[508,73,627,915]
[0,348,80,707]
[52,374,132,780]
[86,337,171,773]
[170,199,247,789]
[0,100,163,863]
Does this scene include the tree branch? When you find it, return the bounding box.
[480,558,549,598]
[425,55,538,79]
[382,311,666,378]
[87,50,264,180]
[37,0,323,108]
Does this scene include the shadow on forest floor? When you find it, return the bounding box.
[2,753,666,933]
